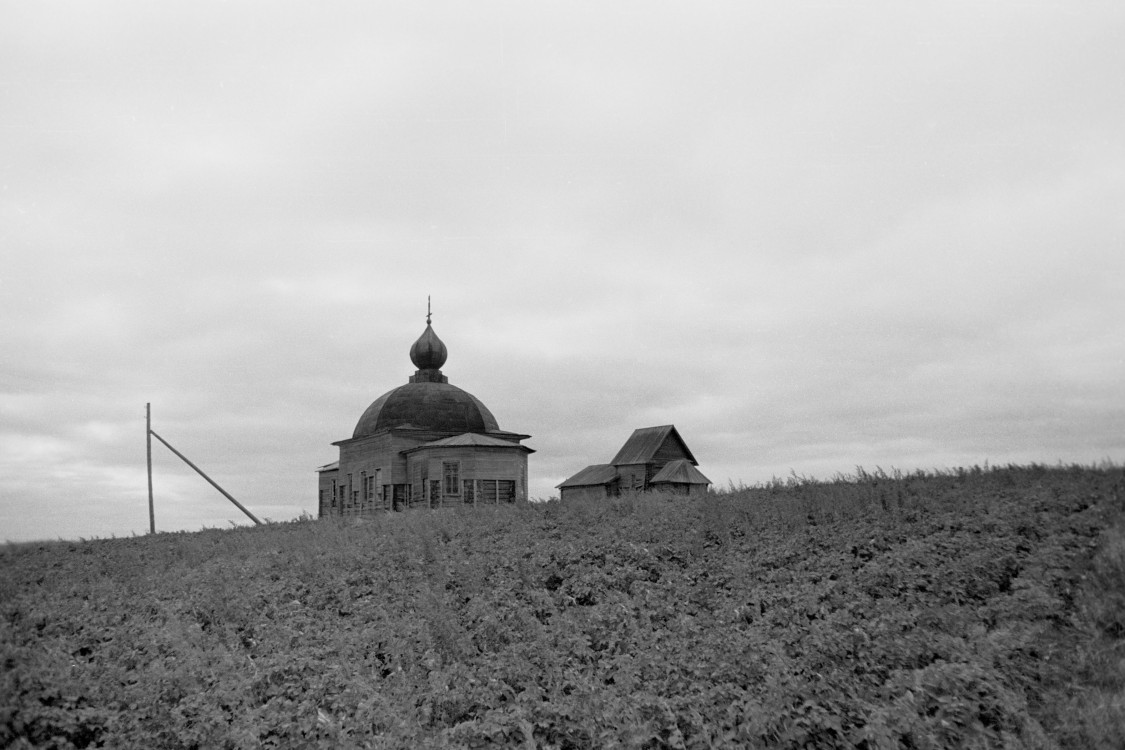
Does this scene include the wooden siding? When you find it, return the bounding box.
[412,446,528,504]
[615,463,648,492]
[337,432,405,514]
[652,433,692,466]
[317,468,338,517]
[328,442,529,515]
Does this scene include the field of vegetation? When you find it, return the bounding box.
[3,464,1124,749]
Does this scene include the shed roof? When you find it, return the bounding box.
[651,459,711,485]
[556,464,618,489]
[610,425,697,466]
[316,461,339,473]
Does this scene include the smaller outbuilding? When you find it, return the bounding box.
[556,424,711,501]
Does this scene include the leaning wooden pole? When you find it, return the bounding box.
[148,429,263,525]
[146,403,155,534]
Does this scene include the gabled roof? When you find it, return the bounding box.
[610,425,697,466]
[651,459,711,485]
[556,464,618,489]
[402,432,535,454]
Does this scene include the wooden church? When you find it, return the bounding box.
[317,307,533,515]
[556,425,711,501]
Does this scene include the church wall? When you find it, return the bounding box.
[407,446,529,505]
[337,433,401,513]
[317,468,339,517]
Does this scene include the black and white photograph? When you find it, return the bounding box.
[2,2,1123,747]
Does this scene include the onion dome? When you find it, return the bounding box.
[409,322,447,371]
[351,300,500,438]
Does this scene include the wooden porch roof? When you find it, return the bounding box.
[650,459,711,485]
[403,432,535,454]
[556,464,618,489]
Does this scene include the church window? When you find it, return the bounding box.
[443,461,460,496]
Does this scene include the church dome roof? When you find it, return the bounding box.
[351,305,500,438]
[352,382,499,437]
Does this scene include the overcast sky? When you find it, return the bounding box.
[2,2,1123,543]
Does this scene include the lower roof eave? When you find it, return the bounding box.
[402,432,536,455]
[333,427,531,448]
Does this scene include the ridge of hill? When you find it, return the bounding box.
[2,464,1124,749]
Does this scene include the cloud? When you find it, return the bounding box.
[2,2,1123,540]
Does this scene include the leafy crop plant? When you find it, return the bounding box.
[1,463,1123,748]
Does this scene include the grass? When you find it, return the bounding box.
[2,463,1124,748]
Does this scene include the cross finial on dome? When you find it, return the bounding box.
[409,298,448,380]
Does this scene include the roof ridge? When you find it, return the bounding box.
[609,424,695,466]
